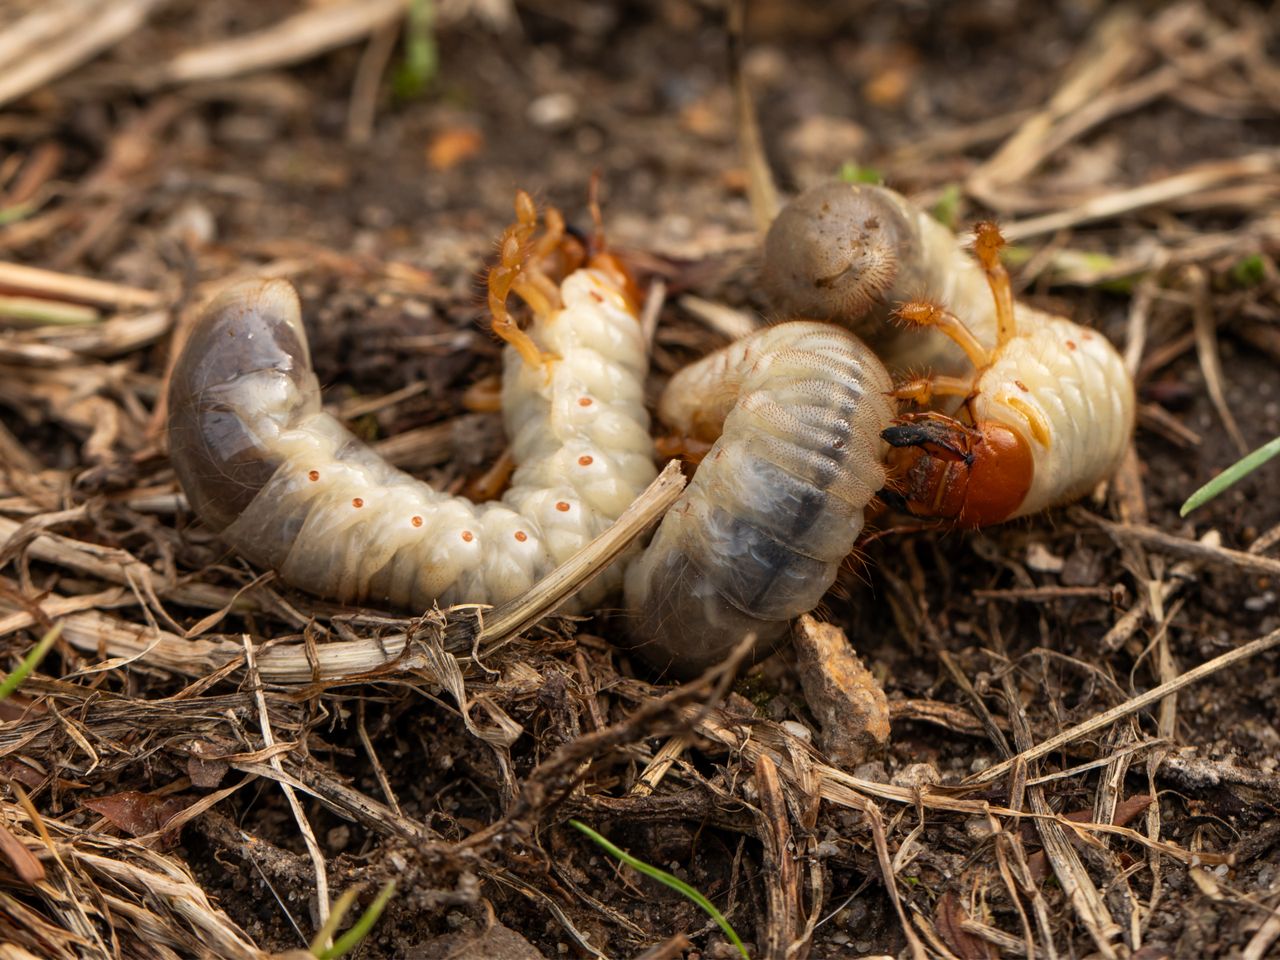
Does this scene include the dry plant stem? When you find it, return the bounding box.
[994,622,1120,959]
[1189,265,1248,455]
[966,624,1280,787]
[345,18,400,145]
[0,0,164,108]
[1,459,687,683]
[755,754,802,960]
[1243,903,1280,960]
[968,6,1141,195]
[1000,151,1280,241]
[155,0,408,86]
[1083,512,1280,578]
[242,635,330,936]
[677,294,758,341]
[727,0,780,233]
[0,262,159,309]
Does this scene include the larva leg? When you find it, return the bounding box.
[625,322,895,678]
[894,300,993,371]
[168,192,657,612]
[974,221,1018,348]
[487,190,562,370]
[882,223,1135,525]
[890,374,975,406]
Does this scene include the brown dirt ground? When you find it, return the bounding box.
[1,1,1279,958]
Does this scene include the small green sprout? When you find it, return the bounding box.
[311,880,397,960]
[838,162,882,185]
[393,0,437,100]
[570,820,750,959]
[1230,254,1266,289]
[1181,435,1280,517]
[930,183,962,230]
[0,623,62,701]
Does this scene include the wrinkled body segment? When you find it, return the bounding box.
[168,272,657,612]
[626,323,895,676]
[763,182,1136,526]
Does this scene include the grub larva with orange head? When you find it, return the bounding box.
[624,321,896,676]
[880,222,1135,526]
[167,192,657,611]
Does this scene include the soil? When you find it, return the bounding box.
[1,1,1279,958]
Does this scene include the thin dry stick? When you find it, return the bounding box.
[966,625,1280,786]
[0,262,160,309]
[156,0,408,86]
[1085,515,1280,578]
[241,635,330,935]
[345,18,400,145]
[0,0,164,108]
[1243,902,1280,960]
[1189,265,1248,455]
[1000,152,1279,241]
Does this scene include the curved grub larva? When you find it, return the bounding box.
[624,321,896,677]
[881,222,1135,526]
[167,193,657,612]
[761,181,1001,377]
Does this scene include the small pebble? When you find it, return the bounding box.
[527,92,578,130]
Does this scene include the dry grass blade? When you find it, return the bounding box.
[966,625,1280,786]
[155,0,409,86]
[0,0,165,108]
[7,460,686,683]
[0,263,160,309]
[1189,265,1248,454]
[242,636,329,936]
[1000,152,1279,240]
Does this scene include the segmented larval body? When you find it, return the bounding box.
[762,182,999,376]
[624,322,895,677]
[167,274,656,612]
[969,307,1133,517]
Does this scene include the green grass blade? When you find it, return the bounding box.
[0,622,62,701]
[569,819,750,959]
[393,0,437,99]
[1181,434,1280,517]
[315,880,396,960]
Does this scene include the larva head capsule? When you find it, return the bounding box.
[167,279,319,532]
[881,413,1033,527]
[761,182,917,323]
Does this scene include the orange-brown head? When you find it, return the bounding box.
[882,413,1033,527]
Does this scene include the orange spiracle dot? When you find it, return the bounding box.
[308,470,320,482]
[578,396,593,407]
[1066,340,1078,351]
[555,501,571,512]
[514,530,528,542]
[411,516,423,527]
[1015,379,1029,392]
[461,530,474,543]
[352,497,364,508]
[578,454,594,466]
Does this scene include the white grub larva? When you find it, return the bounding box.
[881,222,1135,526]
[761,181,1001,377]
[624,321,895,677]
[167,192,656,612]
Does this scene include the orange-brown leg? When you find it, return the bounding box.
[463,374,503,413]
[654,432,714,465]
[891,374,976,406]
[464,447,515,502]
[895,300,993,370]
[487,191,561,370]
[973,221,1017,348]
